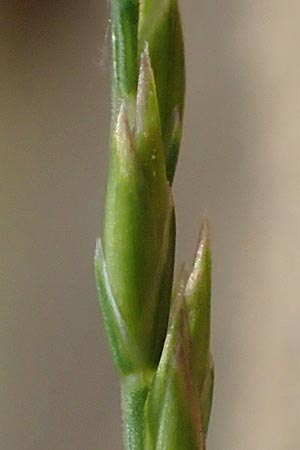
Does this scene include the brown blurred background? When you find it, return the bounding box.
[1,1,300,449]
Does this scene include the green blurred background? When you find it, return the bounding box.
[1,1,299,449]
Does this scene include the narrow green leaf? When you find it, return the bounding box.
[94,239,138,374]
[135,45,166,185]
[134,48,176,367]
[185,218,212,387]
[138,0,185,156]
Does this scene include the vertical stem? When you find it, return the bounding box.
[121,372,153,450]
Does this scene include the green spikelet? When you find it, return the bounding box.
[144,281,205,450]
[94,1,213,449]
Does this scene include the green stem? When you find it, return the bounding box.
[121,371,154,450]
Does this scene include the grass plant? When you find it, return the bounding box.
[95,1,213,449]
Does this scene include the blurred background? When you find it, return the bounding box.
[1,1,300,449]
